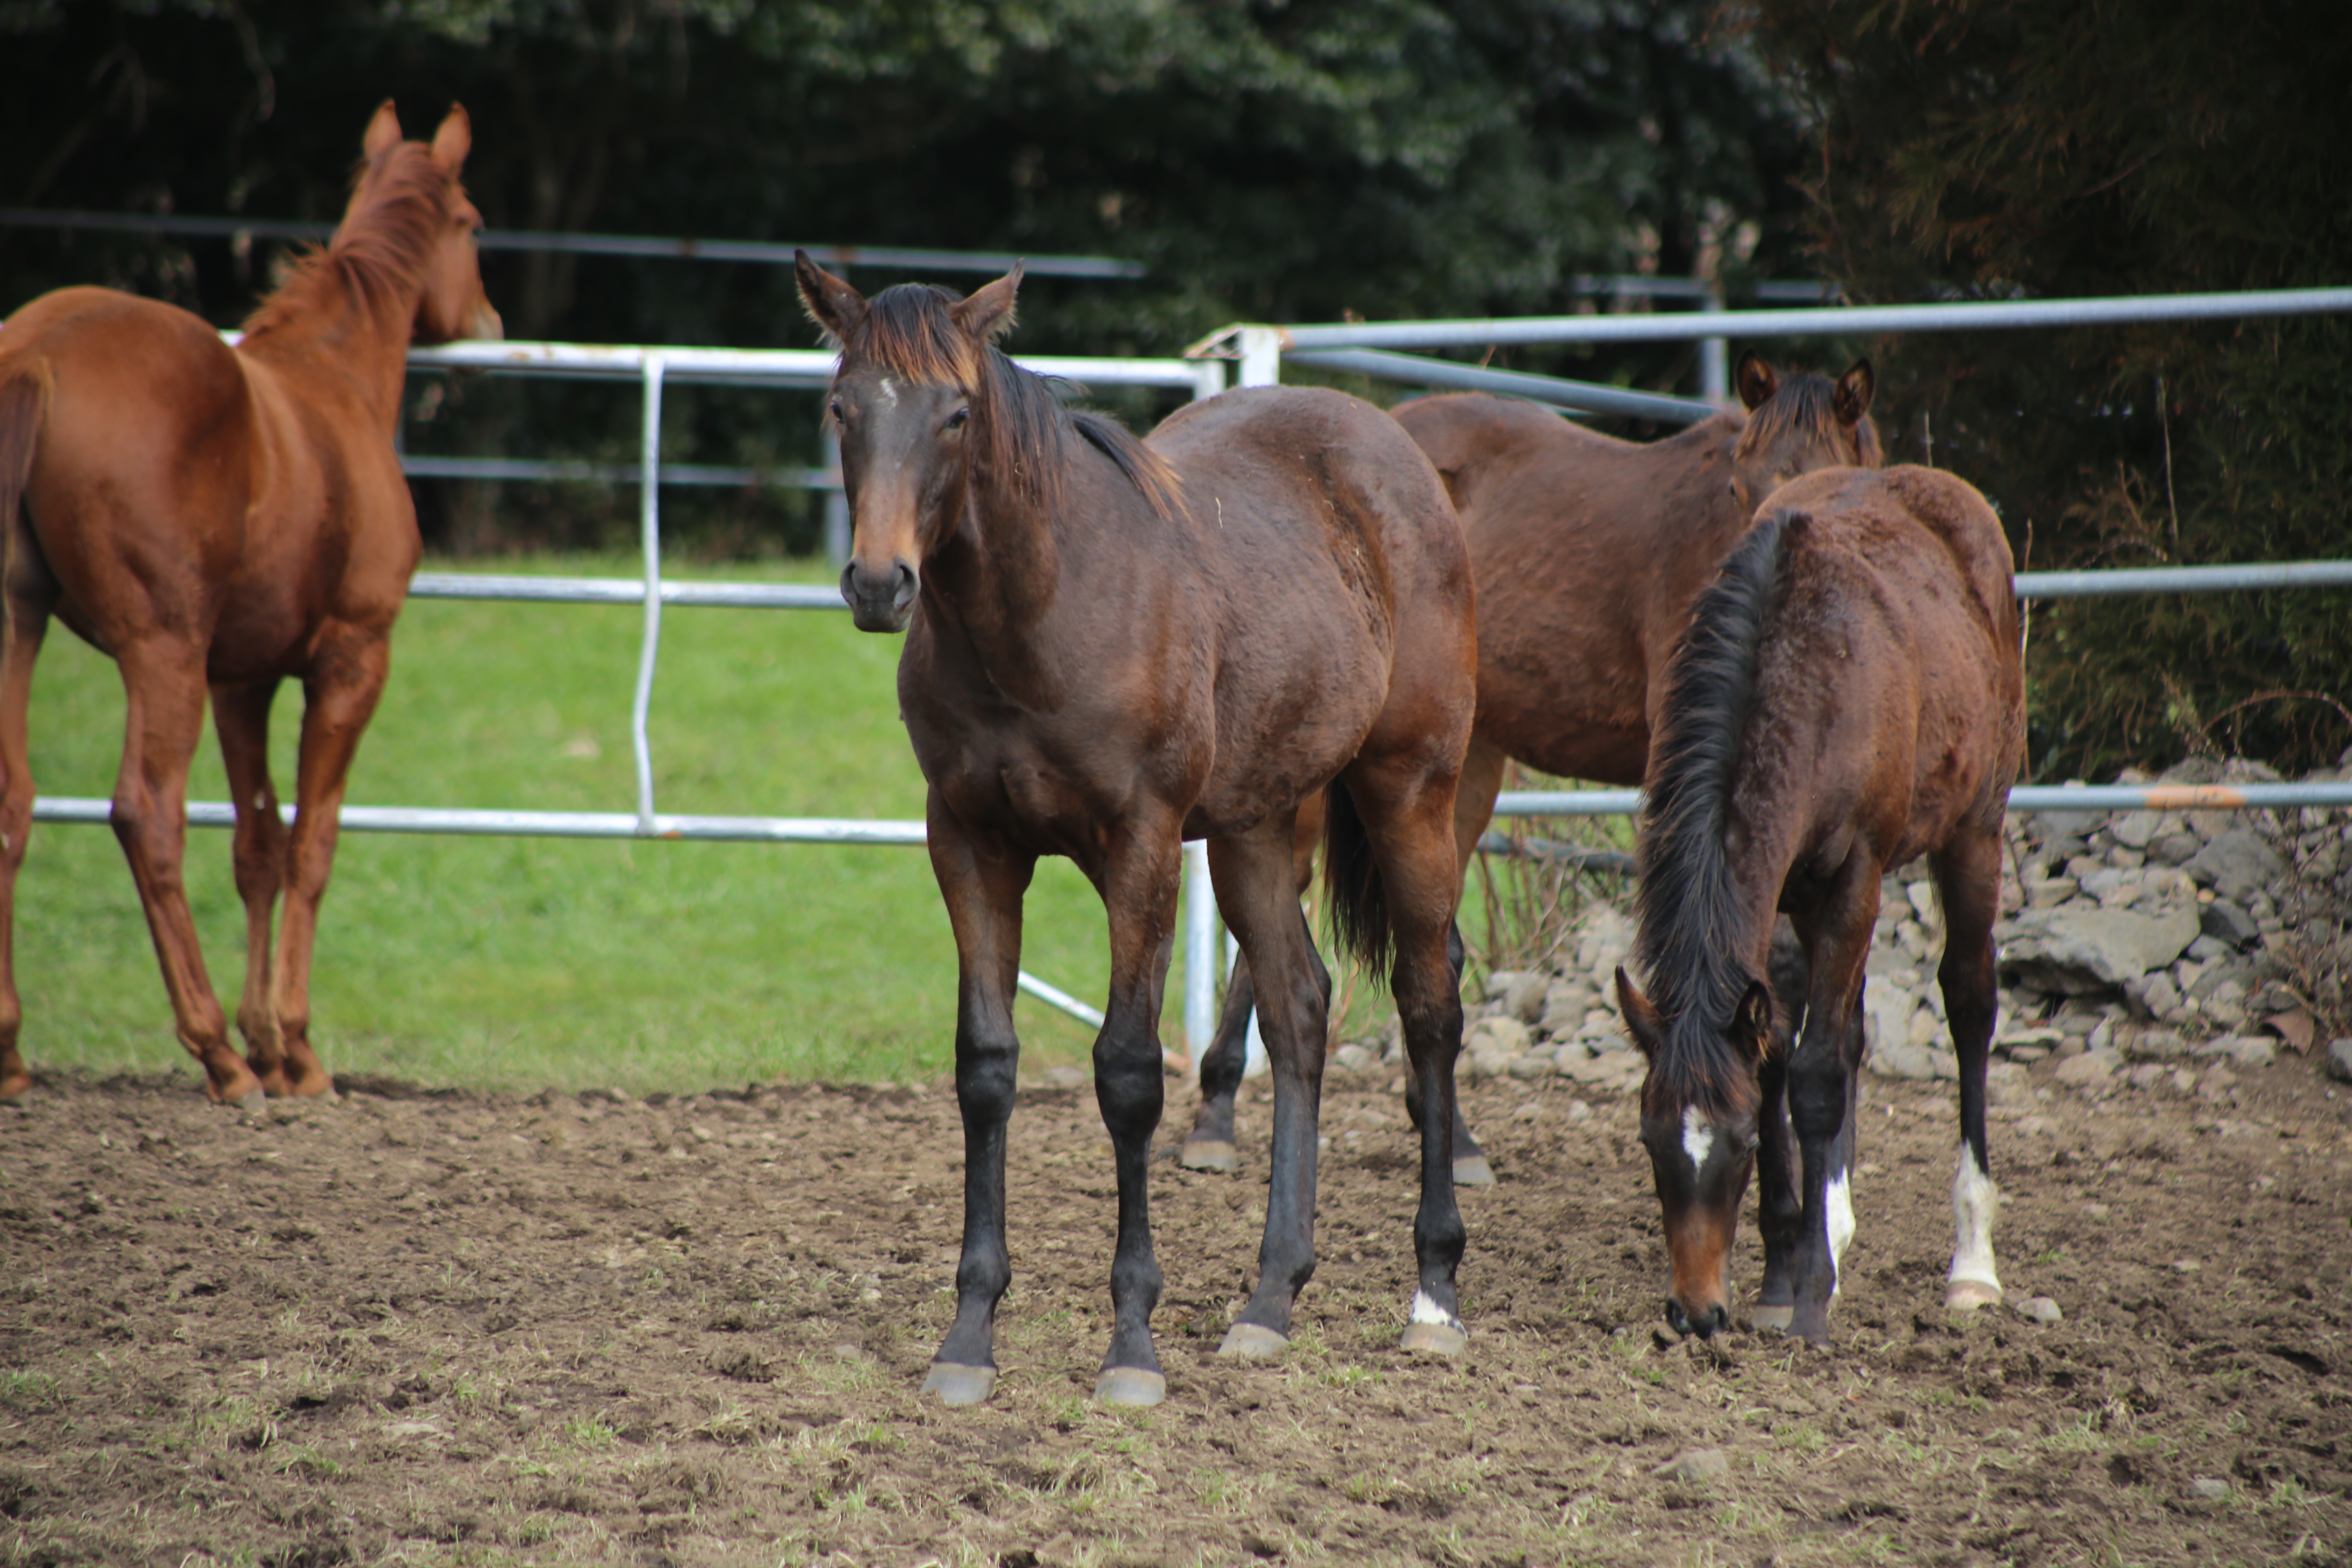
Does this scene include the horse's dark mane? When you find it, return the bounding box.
[847,283,1183,519]
[1737,373,1882,467]
[1634,509,1798,1117]
[244,143,456,337]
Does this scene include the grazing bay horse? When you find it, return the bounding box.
[0,102,500,1104]
[1181,356,1878,1181]
[1613,466,2024,1346]
[795,252,1477,1407]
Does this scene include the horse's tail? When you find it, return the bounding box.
[0,362,47,539]
[1321,776,1394,979]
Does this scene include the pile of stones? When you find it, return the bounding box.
[1332,755,2350,1103]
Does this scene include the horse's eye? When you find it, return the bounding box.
[944,407,970,432]
[830,399,846,425]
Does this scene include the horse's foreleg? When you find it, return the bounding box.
[270,633,391,1098]
[922,806,1035,1408]
[0,573,51,1102]
[1750,920,1809,1330]
[1783,872,1877,1347]
[1934,828,2006,1314]
[112,639,255,1104]
[1209,815,1332,1359]
[1090,822,1183,1405]
[212,679,289,1091]
[1176,957,1255,1172]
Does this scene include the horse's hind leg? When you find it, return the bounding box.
[111,638,258,1104]
[1182,795,1324,1172]
[0,562,53,1102]
[1933,826,2005,1313]
[1337,763,1472,1355]
[1399,920,1493,1186]
[1176,958,1256,1172]
[269,630,392,1098]
[922,805,1036,1407]
[212,679,291,1091]
[1209,811,1332,1358]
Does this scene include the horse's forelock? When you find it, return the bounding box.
[850,285,981,387]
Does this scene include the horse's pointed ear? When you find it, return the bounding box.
[950,262,1023,344]
[1732,980,1773,1060]
[363,101,403,160]
[430,105,473,172]
[1616,967,1666,1060]
[1833,359,1875,426]
[795,250,867,346]
[1735,351,1776,412]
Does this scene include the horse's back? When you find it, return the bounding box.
[1762,465,2023,840]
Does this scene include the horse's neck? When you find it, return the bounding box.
[920,478,1067,701]
[242,257,424,432]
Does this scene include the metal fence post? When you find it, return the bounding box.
[1699,288,1728,405]
[630,354,667,834]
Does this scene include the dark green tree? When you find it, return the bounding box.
[1747,0,2352,774]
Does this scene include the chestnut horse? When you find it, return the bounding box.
[0,103,500,1104]
[796,253,1477,1408]
[1181,356,1878,1180]
[1615,466,2023,1346]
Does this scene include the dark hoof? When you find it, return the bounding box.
[1454,1154,1495,1187]
[1216,1322,1290,1360]
[1178,1139,1238,1173]
[1094,1366,1166,1407]
[1400,1320,1468,1356]
[1750,1303,1795,1334]
[920,1361,997,1406]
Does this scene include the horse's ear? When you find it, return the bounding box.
[951,262,1023,344]
[1616,967,1666,1060]
[1833,359,1875,427]
[795,250,867,346]
[1731,980,1773,1061]
[430,105,473,172]
[1735,352,1776,412]
[363,101,403,160]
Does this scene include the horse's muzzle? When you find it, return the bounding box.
[1666,1296,1731,1339]
[842,559,918,633]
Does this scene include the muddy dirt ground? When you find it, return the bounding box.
[4,1052,2350,1568]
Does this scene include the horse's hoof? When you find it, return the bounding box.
[0,1079,30,1105]
[920,1362,997,1406]
[1094,1367,1166,1407]
[1750,1304,1795,1334]
[1400,1321,1469,1357]
[1178,1140,1238,1173]
[232,1087,267,1111]
[1454,1155,1495,1187]
[1216,1322,1290,1360]
[1945,1278,2002,1314]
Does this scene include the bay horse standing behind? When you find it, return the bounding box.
[1614,466,2024,1346]
[795,253,1477,1408]
[0,102,501,1103]
[1182,356,1877,1181]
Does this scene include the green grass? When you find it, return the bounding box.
[14,551,1601,1092]
[13,554,1126,1090]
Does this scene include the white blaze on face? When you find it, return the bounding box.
[878,376,898,408]
[1410,1289,1459,1329]
[1681,1106,1715,1176]
[1825,1168,1856,1298]
[1948,1148,2002,1296]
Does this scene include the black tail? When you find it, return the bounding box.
[0,365,45,537]
[1321,777,1393,979]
